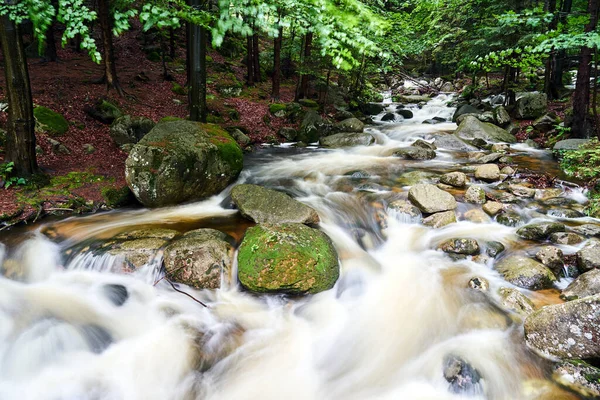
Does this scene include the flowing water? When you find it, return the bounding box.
[0,95,590,399]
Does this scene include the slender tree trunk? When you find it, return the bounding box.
[0,12,38,176]
[594,49,599,138]
[188,0,207,123]
[44,21,58,62]
[252,32,260,83]
[246,34,254,86]
[271,23,283,101]
[296,32,313,100]
[97,0,123,95]
[553,0,573,92]
[169,28,176,59]
[571,0,599,137]
[544,0,558,98]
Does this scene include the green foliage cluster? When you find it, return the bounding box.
[0,162,26,189]
[560,139,600,180]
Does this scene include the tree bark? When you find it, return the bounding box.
[43,21,58,62]
[552,0,573,93]
[571,0,599,138]
[0,12,38,176]
[97,0,123,95]
[296,32,313,100]
[252,32,261,83]
[246,34,254,86]
[544,0,558,98]
[271,24,283,101]
[188,0,207,123]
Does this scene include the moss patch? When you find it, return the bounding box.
[269,103,287,115]
[101,185,136,208]
[34,106,69,136]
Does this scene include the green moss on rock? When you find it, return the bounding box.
[101,185,137,208]
[34,106,69,136]
[237,223,339,295]
[269,103,287,115]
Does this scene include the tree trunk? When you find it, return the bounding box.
[97,0,123,95]
[188,0,207,123]
[0,13,38,176]
[552,0,573,92]
[44,21,58,62]
[169,28,176,59]
[571,0,599,138]
[296,32,313,100]
[246,34,254,86]
[252,31,260,83]
[544,0,558,98]
[271,24,282,101]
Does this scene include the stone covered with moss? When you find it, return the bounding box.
[34,106,69,136]
[237,223,339,294]
[125,120,243,207]
[101,185,137,208]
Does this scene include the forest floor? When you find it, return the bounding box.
[0,25,298,226]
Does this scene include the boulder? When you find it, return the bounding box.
[553,139,590,152]
[440,82,454,92]
[381,112,396,122]
[515,93,548,119]
[550,232,584,245]
[84,98,123,124]
[533,113,559,133]
[468,277,489,292]
[494,106,511,127]
[334,117,364,133]
[562,269,600,301]
[553,360,600,398]
[278,127,298,141]
[491,143,510,153]
[440,172,467,188]
[106,229,173,269]
[476,153,503,164]
[496,212,523,227]
[393,146,436,160]
[320,132,374,148]
[230,184,319,225]
[474,164,500,181]
[412,139,436,150]
[431,133,477,151]
[438,238,480,255]
[453,104,481,122]
[577,240,600,271]
[517,222,566,241]
[464,186,486,204]
[226,128,251,147]
[298,110,329,143]
[34,106,69,136]
[408,184,457,213]
[524,294,600,359]
[396,170,439,186]
[360,103,385,115]
[536,246,564,276]
[509,185,536,198]
[483,201,503,216]
[397,109,414,119]
[443,355,482,394]
[237,224,339,294]
[423,211,456,228]
[486,241,505,257]
[125,121,243,207]
[109,115,155,146]
[388,200,422,218]
[495,255,557,290]
[572,224,600,237]
[498,287,535,316]
[455,116,517,143]
[163,229,232,289]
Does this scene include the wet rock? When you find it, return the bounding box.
[577,239,600,271]
[494,106,511,127]
[521,379,579,400]
[500,166,515,176]
[468,277,489,292]
[553,139,590,152]
[360,103,384,115]
[125,121,243,207]
[496,211,523,227]
[163,229,232,290]
[546,208,584,219]
[524,294,600,359]
[108,238,168,268]
[515,93,548,119]
[453,104,481,122]
[396,170,439,186]
[443,355,482,394]
[533,113,559,133]
[483,201,503,216]
[486,241,505,257]
[397,109,414,119]
[478,111,495,123]
[476,152,503,164]
[320,132,374,148]
[393,146,436,160]
[491,143,510,153]
[381,112,396,121]
[542,197,577,207]
[412,139,436,150]
[114,228,178,241]
[431,133,477,151]
[553,360,600,398]
[237,224,339,294]
[278,127,298,141]
[550,232,585,245]
[408,184,457,213]
[439,238,480,255]
[227,128,251,146]
[423,211,457,228]
[517,222,566,241]
[422,119,440,125]
[463,209,490,223]
[561,269,600,301]
[102,284,128,306]
[572,224,600,237]
[440,172,467,188]
[231,184,319,225]
[298,110,329,143]
[388,200,421,218]
[469,138,490,150]
[109,115,155,146]
[440,82,454,92]
[474,164,500,181]
[495,255,557,290]
[536,246,564,275]
[465,186,486,204]
[333,117,364,133]
[498,287,535,316]
[509,184,536,198]
[455,116,517,143]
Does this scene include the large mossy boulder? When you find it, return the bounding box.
[561,269,600,301]
[495,255,557,290]
[231,184,319,225]
[525,294,600,359]
[110,115,155,146]
[333,117,364,133]
[320,132,374,148]
[517,222,565,241]
[34,106,69,136]
[85,98,123,124]
[163,229,232,289]
[125,120,243,207]
[515,93,548,119]
[298,110,329,143]
[452,104,481,122]
[455,116,516,143]
[360,103,385,116]
[237,224,339,294]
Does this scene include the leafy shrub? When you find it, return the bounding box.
[0,162,26,189]
[560,138,600,180]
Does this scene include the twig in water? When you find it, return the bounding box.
[166,278,208,308]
